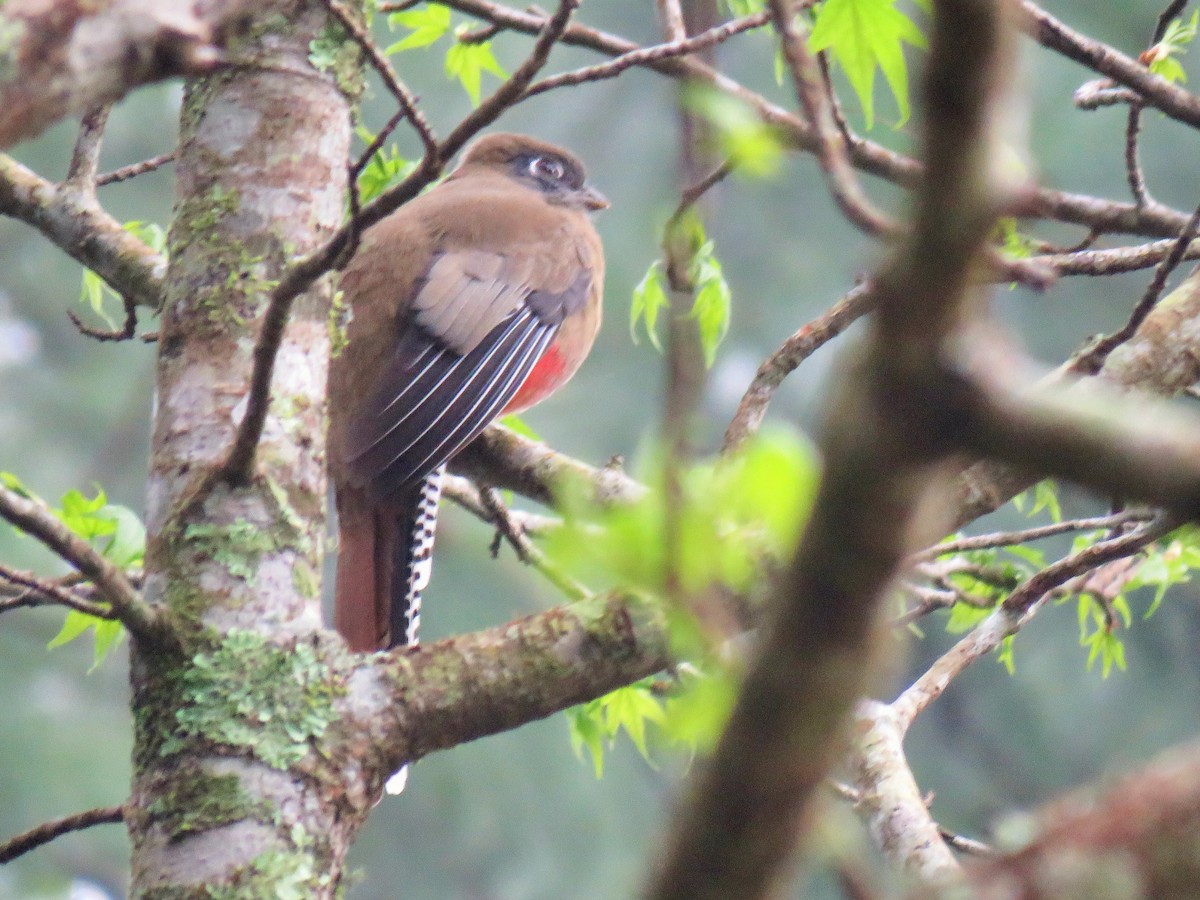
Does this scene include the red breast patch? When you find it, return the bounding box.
[503,343,568,414]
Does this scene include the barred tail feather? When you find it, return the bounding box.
[390,464,444,649]
[383,465,444,797]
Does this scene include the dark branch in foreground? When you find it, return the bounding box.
[646,1,1019,896]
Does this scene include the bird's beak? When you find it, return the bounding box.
[577,185,610,211]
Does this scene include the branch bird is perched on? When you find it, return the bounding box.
[329,133,607,658]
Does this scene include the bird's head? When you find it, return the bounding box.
[456,133,609,213]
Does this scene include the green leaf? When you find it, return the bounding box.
[499,414,541,441]
[0,471,34,498]
[630,261,668,353]
[995,217,1033,260]
[100,504,146,568]
[386,3,451,53]
[355,141,414,205]
[689,245,732,369]
[56,487,115,541]
[566,679,668,775]
[566,703,608,778]
[1151,55,1187,84]
[1029,480,1061,522]
[1149,11,1199,84]
[79,221,166,328]
[946,600,994,633]
[662,667,738,753]
[48,609,125,671]
[996,635,1016,674]
[48,611,95,650]
[686,88,783,177]
[444,38,507,106]
[600,682,665,762]
[808,0,927,129]
[546,427,819,627]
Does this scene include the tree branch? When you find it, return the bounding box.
[0,153,166,309]
[0,564,117,619]
[964,737,1200,896]
[768,0,893,237]
[892,515,1174,731]
[0,805,125,864]
[439,0,1197,241]
[1020,0,1200,131]
[523,12,769,98]
[722,282,874,453]
[0,0,252,148]
[370,593,670,777]
[0,484,163,643]
[850,701,959,881]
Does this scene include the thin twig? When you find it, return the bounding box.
[0,564,116,619]
[1001,514,1175,615]
[96,152,175,187]
[321,0,437,159]
[67,301,138,343]
[0,154,166,309]
[441,475,564,537]
[892,515,1176,730]
[667,159,734,229]
[457,23,502,44]
[909,511,1150,561]
[768,0,894,237]
[1125,103,1152,208]
[433,0,1198,241]
[476,487,591,601]
[66,105,111,189]
[441,0,580,158]
[342,106,410,268]
[656,0,686,43]
[63,107,141,342]
[523,12,769,98]
[1036,234,1200,276]
[1122,0,1186,209]
[1072,200,1200,374]
[722,282,875,453]
[0,806,125,864]
[939,827,998,859]
[322,0,439,268]
[0,484,162,644]
[1029,226,1102,255]
[1153,0,1191,43]
[817,51,856,152]
[1021,0,1200,131]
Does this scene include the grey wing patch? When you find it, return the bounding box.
[413,251,528,354]
[525,269,592,324]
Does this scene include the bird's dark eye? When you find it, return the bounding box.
[529,155,566,182]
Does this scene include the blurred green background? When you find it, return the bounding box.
[3,1,1200,897]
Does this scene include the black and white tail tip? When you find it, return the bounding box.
[386,464,445,797]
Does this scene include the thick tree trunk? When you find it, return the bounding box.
[127,3,359,895]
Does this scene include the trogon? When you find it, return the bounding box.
[329,133,607,655]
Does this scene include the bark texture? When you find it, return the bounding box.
[129,3,354,895]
